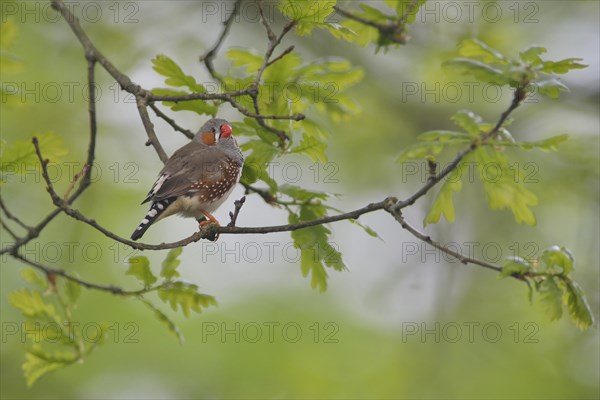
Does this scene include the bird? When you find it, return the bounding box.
[130,118,244,241]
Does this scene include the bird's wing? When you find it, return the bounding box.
[141,142,231,203]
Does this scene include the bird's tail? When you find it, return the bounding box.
[131,198,175,241]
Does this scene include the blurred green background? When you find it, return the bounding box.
[1,0,598,398]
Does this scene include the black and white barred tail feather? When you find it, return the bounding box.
[130,198,175,241]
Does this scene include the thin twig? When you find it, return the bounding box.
[242,182,277,204]
[0,18,100,256]
[149,89,250,102]
[11,251,159,296]
[251,2,298,144]
[199,0,242,82]
[51,0,142,97]
[227,196,246,227]
[0,209,61,255]
[0,196,32,231]
[334,5,386,30]
[384,206,502,273]
[63,164,89,201]
[0,219,19,239]
[82,55,97,188]
[266,45,295,68]
[395,89,525,210]
[258,0,277,41]
[148,103,195,139]
[334,5,410,45]
[137,96,168,163]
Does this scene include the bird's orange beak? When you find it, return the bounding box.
[221,123,233,137]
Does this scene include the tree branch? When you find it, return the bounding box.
[0,195,32,231]
[149,103,194,139]
[227,196,246,227]
[0,14,99,256]
[266,45,295,68]
[394,88,526,211]
[384,206,502,273]
[250,1,298,144]
[3,0,532,293]
[333,4,412,45]
[50,0,142,97]
[0,219,19,240]
[136,95,168,163]
[12,252,128,295]
[199,0,242,82]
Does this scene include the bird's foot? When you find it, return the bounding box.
[198,210,220,241]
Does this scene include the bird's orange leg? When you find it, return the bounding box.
[198,210,220,241]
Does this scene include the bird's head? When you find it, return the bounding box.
[195,118,233,146]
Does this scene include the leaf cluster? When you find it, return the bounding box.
[500,247,594,330]
[10,269,102,386]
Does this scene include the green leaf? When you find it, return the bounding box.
[539,58,587,74]
[488,134,569,151]
[0,19,24,74]
[298,58,364,91]
[232,118,280,144]
[158,281,217,317]
[519,46,547,65]
[9,289,60,322]
[451,110,483,136]
[347,218,382,240]
[126,256,157,287]
[457,39,508,65]
[1,132,68,183]
[279,184,329,202]
[0,19,18,50]
[290,135,327,163]
[417,130,471,142]
[424,166,463,225]
[322,22,357,42]
[564,280,594,330]
[500,257,532,278]
[240,139,280,189]
[339,19,379,47]
[263,52,303,86]
[474,148,538,225]
[225,48,263,75]
[63,279,81,304]
[355,4,392,22]
[535,79,569,99]
[139,298,184,344]
[444,58,509,85]
[290,205,346,292]
[23,350,73,387]
[520,134,569,151]
[161,247,183,280]
[397,142,445,163]
[152,54,204,92]
[20,268,48,290]
[21,320,66,344]
[279,0,335,36]
[540,246,574,275]
[391,0,427,23]
[539,276,563,321]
